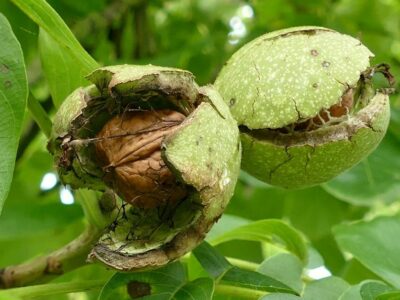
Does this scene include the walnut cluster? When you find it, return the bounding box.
[95,109,187,209]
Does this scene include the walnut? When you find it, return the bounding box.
[95,109,188,209]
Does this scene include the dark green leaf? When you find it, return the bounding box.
[174,278,214,300]
[193,242,295,294]
[221,267,295,294]
[99,262,214,300]
[0,13,28,214]
[192,242,231,279]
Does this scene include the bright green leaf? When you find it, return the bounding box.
[261,294,301,300]
[10,0,98,74]
[376,291,400,300]
[38,29,90,107]
[207,214,250,241]
[0,13,28,215]
[334,216,400,288]
[209,219,307,263]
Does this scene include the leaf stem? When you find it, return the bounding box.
[77,189,114,229]
[215,284,267,299]
[226,257,259,271]
[0,280,105,298]
[27,92,52,138]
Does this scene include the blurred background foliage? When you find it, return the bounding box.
[0,0,399,299]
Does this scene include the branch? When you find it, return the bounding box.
[0,225,102,288]
[0,189,116,289]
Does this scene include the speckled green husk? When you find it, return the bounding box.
[49,65,241,270]
[241,93,389,188]
[215,26,390,188]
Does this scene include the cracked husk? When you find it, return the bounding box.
[49,65,241,270]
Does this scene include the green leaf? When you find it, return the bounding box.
[323,133,400,205]
[221,267,295,294]
[341,259,382,285]
[340,282,398,300]
[0,202,82,240]
[10,0,98,74]
[339,285,363,300]
[376,291,400,300]
[0,13,28,215]
[206,214,250,241]
[38,29,90,107]
[258,253,303,293]
[0,293,22,300]
[303,277,350,300]
[284,186,348,240]
[209,219,307,263]
[227,180,285,221]
[193,242,296,294]
[389,106,400,141]
[334,216,400,288]
[174,278,214,300]
[261,294,301,300]
[360,281,393,300]
[99,262,214,300]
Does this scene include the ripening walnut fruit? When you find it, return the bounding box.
[48,65,241,271]
[215,26,392,189]
[95,109,188,209]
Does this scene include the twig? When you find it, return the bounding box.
[0,189,115,289]
[0,225,102,288]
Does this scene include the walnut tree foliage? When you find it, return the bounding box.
[0,0,399,299]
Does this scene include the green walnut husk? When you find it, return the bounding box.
[48,65,241,271]
[215,26,391,189]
